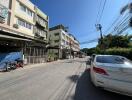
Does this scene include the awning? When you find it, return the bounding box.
[0,34,31,41]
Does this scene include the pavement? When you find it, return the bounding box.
[0,57,131,100]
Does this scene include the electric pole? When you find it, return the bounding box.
[95,24,104,49]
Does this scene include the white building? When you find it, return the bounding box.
[48,25,80,59]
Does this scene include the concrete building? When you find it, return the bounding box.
[48,25,80,60]
[34,7,49,41]
[0,0,49,64]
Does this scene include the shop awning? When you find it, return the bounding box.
[0,34,31,41]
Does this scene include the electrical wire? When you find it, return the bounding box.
[80,38,98,45]
[95,0,103,24]
[97,0,107,23]
[104,15,121,35]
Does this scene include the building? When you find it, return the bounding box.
[34,7,49,41]
[48,25,80,60]
[0,0,49,64]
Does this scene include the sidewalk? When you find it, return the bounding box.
[23,59,65,70]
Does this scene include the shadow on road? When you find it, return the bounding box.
[68,75,80,83]
[73,70,132,100]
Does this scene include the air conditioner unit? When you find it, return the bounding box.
[0,16,5,23]
[13,24,19,29]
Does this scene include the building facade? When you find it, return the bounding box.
[34,7,49,41]
[0,0,49,64]
[48,25,80,59]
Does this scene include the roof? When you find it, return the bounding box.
[49,24,68,32]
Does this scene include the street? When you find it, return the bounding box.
[0,58,131,100]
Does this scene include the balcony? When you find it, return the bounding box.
[34,28,47,41]
[36,16,47,29]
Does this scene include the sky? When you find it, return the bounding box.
[31,0,131,49]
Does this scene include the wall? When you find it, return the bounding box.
[14,0,35,37]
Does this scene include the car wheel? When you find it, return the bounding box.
[6,66,10,72]
[5,64,10,72]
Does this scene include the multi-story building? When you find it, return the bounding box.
[34,7,49,41]
[48,25,80,59]
[0,0,49,64]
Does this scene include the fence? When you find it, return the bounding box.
[24,56,47,65]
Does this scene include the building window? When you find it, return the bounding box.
[18,18,32,29]
[20,4,26,12]
[55,40,59,43]
[37,16,47,26]
[27,9,32,17]
[26,23,32,29]
[20,3,33,17]
[18,19,25,27]
[54,33,59,36]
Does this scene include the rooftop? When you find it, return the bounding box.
[49,24,68,32]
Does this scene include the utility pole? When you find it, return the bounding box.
[95,24,104,49]
[69,41,72,59]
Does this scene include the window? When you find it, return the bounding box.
[18,18,32,29]
[27,9,32,17]
[26,23,32,29]
[66,42,69,45]
[55,40,59,43]
[18,19,25,27]
[20,3,33,17]
[20,4,26,12]
[54,33,59,36]
[96,56,125,64]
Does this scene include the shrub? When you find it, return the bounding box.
[96,48,132,60]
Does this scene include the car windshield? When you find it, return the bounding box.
[96,56,129,64]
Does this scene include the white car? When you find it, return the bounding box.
[90,55,132,96]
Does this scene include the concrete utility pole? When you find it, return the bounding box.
[95,24,103,39]
[69,41,72,59]
[95,24,104,49]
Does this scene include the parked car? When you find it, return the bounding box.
[89,55,132,96]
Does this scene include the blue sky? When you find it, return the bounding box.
[31,0,131,48]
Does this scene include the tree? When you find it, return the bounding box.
[81,48,96,56]
[97,34,131,49]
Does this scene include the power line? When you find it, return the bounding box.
[97,0,107,23]
[104,15,121,35]
[80,38,98,45]
[110,13,130,35]
[95,0,103,24]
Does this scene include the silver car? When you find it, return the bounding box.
[90,55,132,96]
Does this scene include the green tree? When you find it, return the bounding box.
[98,34,131,49]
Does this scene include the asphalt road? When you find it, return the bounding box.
[0,57,132,100]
